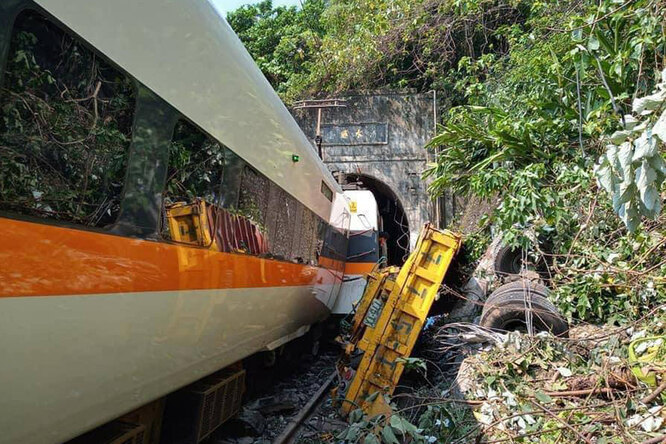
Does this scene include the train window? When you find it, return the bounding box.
[112,86,176,238]
[165,120,227,204]
[321,181,333,202]
[0,2,26,85]
[161,119,247,240]
[0,10,135,227]
[160,130,339,268]
[238,167,301,259]
[270,183,299,259]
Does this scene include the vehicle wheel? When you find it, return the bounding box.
[480,280,568,337]
[494,245,525,276]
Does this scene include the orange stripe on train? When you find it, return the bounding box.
[0,217,342,297]
[344,262,376,275]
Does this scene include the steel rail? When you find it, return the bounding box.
[272,371,337,444]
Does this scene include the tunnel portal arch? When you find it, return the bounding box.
[291,90,444,257]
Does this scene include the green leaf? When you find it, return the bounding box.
[609,130,630,144]
[350,408,364,424]
[648,155,666,176]
[619,201,640,232]
[621,114,639,130]
[338,424,361,441]
[652,110,666,142]
[632,133,658,162]
[595,159,613,193]
[390,415,407,434]
[535,390,553,404]
[381,425,400,444]
[390,414,420,436]
[588,35,600,51]
[636,160,656,195]
[556,367,573,377]
[643,185,660,215]
[364,434,381,444]
[618,142,634,181]
[606,144,621,171]
[633,90,666,115]
[571,28,583,42]
[617,179,634,204]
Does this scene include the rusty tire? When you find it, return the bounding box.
[494,245,525,276]
[480,280,568,337]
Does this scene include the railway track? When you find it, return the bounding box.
[272,372,338,444]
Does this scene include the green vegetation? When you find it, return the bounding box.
[420,0,666,324]
[232,2,666,442]
[228,0,526,102]
[335,317,666,443]
[0,15,134,226]
[226,0,327,101]
[229,0,666,324]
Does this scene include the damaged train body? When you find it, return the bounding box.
[0,0,351,442]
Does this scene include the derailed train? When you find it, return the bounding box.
[0,1,380,442]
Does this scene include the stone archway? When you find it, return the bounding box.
[291,90,438,252]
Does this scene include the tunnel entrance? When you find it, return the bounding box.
[342,173,410,266]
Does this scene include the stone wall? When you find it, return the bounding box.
[291,90,441,249]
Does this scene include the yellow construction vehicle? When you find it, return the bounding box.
[334,224,462,417]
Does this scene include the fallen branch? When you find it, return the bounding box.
[451,402,617,444]
[545,388,627,398]
[530,400,593,444]
[640,435,666,444]
[640,378,666,405]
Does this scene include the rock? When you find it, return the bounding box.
[236,407,266,435]
[245,396,275,411]
[446,237,502,323]
[255,393,299,414]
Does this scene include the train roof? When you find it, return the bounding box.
[33,0,341,221]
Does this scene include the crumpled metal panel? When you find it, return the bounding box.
[205,204,269,256]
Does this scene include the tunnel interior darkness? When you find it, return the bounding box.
[343,173,410,266]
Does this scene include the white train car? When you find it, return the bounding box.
[0,0,350,442]
[332,190,382,314]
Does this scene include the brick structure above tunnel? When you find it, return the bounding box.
[291,90,440,250]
